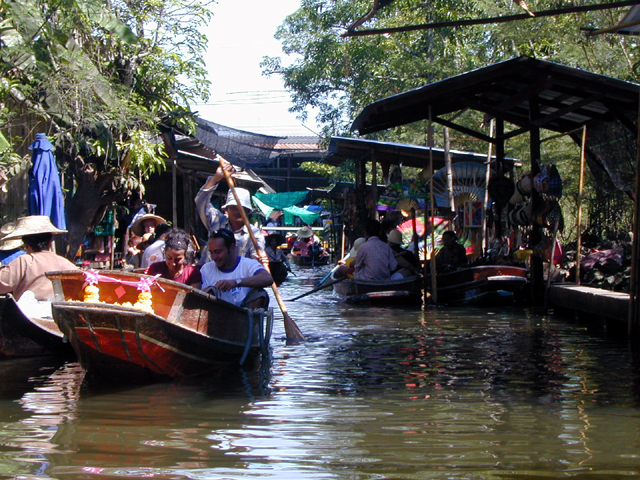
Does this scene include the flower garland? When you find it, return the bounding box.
[81,270,164,314]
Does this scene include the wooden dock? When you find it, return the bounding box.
[548,284,629,323]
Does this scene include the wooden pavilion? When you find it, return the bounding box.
[349,56,640,329]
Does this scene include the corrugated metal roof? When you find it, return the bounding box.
[351,56,639,137]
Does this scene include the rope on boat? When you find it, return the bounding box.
[239,309,254,366]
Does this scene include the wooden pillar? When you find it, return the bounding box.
[172,159,178,227]
[628,86,640,339]
[371,149,378,220]
[529,97,544,303]
[444,127,454,213]
[495,119,506,238]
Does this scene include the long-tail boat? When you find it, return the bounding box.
[334,275,422,305]
[432,265,528,305]
[0,294,73,358]
[46,270,273,380]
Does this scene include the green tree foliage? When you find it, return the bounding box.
[0,0,212,257]
[264,0,639,240]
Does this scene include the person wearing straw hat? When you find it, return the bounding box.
[387,229,421,279]
[0,215,76,302]
[331,236,366,280]
[292,226,318,257]
[195,162,265,261]
[140,223,171,269]
[352,219,397,281]
[0,222,26,266]
[130,213,167,238]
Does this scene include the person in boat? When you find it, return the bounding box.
[201,228,273,309]
[265,234,291,269]
[435,230,468,273]
[140,223,171,269]
[0,215,77,302]
[352,219,398,281]
[130,212,166,239]
[195,159,265,262]
[292,226,317,257]
[331,237,366,280]
[0,222,26,266]
[387,229,421,279]
[146,228,202,288]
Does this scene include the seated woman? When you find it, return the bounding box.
[146,229,201,288]
[265,233,291,285]
[0,215,77,317]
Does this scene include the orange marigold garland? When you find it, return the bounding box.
[134,276,155,314]
[83,270,101,303]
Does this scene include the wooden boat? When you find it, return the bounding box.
[0,294,73,358]
[269,261,289,285]
[334,276,422,305]
[289,251,330,266]
[46,270,273,380]
[432,265,528,305]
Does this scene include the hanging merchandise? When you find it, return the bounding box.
[487,173,515,208]
[533,164,563,198]
[509,173,533,205]
[377,180,427,211]
[508,202,533,226]
[430,162,489,208]
[533,198,564,232]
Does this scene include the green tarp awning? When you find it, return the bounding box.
[253,195,321,226]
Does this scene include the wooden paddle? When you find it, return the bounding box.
[286,276,347,301]
[218,156,305,342]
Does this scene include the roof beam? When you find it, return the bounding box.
[434,115,494,143]
[343,0,640,37]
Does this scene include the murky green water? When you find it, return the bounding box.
[2,265,640,479]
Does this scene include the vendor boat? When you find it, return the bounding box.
[46,270,273,381]
[289,251,330,266]
[0,294,73,358]
[334,275,422,305]
[431,265,528,305]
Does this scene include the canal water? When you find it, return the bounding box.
[2,265,640,479]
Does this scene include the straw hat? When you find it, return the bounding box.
[221,188,253,212]
[2,215,66,241]
[0,222,24,251]
[387,229,403,245]
[296,226,313,239]
[131,214,166,237]
[348,237,367,258]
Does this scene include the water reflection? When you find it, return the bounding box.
[2,265,640,478]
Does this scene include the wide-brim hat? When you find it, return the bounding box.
[131,214,166,237]
[0,222,24,251]
[221,188,253,212]
[296,226,314,238]
[348,237,367,258]
[266,233,286,246]
[387,229,403,245]
[2,215,67,241]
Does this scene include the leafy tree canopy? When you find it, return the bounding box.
[0,0,213,256]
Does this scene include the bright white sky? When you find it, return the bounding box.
[193,0,319,138]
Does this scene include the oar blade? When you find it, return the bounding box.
[283,311,305,342]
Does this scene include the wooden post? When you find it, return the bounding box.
[628,86,640,339]
[575,125,587,285]
[172,159,178,227]
[428,106,438,305]
[482,119,495,254]
[529,98,544,303]
[444,127,454,213]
